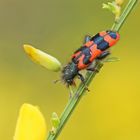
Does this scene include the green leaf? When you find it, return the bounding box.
[102,2,121,21]
[50,112,60,135]
[51,112,60,128]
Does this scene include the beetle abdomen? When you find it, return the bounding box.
[90,30,120,51]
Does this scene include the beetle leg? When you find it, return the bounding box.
[84,35,91,44]
[69,91,72,99]
[97,51,110,60]
[77,73,85,83]
[78,73,90,91]
[75,73,90,98]
[69,85,74,99]
[86,60,99,72]
[87,67,99,72]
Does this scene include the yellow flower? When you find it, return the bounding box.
[23,44,62,72]
[14,103,47,140]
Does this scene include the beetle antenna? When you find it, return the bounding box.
[53,79,61,84]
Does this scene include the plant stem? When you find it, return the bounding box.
[47,0,138,139]
[112,0,138,31]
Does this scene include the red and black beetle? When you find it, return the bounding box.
[62,30,120,86]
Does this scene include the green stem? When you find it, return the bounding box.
[47,0,138,139]
[112,0,138,31]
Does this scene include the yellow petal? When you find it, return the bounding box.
[14,103,47,140]
[23,44,62,72]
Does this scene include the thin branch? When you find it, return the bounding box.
[112,0,138,31]
[47,0,138,139]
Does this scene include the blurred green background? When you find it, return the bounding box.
[0,0,140,140]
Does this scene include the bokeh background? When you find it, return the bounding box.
[0,0,140,140]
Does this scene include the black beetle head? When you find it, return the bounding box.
[62,62,79,86]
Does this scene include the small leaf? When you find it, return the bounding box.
[51,112,60,128]
[102,3,111,10]
[102,2,121,21]
[104,57,120,62]
[50,112,60,134]
[23,44,62,72]
[14,103,47,140]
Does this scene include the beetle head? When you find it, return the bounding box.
[62,62,79,86]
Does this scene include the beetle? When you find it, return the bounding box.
[62,30,120,87]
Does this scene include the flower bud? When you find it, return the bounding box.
[51,112,60,128]
[23,44,62,72]
[50,112,60,134]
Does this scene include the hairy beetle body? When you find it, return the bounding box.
[62,30,120,86]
